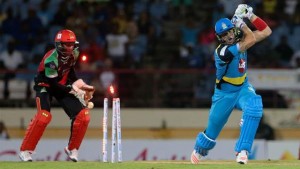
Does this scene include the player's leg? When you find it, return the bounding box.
[205,91,238,139]
[235,84,263,164]
[19,91,52,161]
[58,95,90,162]
[191,90,237,164]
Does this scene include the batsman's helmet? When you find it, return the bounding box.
[215,18,234,35]
[215,18,240,44]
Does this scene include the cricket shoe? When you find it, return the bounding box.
[236,150,248,164]
[64,147,78,162]
[19,151,33,162]
[190,150,202,164]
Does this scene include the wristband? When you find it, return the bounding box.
[252,17,267,31]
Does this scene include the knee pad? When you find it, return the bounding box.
[20,110,52,151]
[194,132,216,156]
[68,109,90,150]
[235,95,263,153]
[244,95,263,117]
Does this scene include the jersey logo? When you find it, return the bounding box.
[40,87,47,93]
[56,33,62,39]
[222,22,228,29]
[49,62,56,69]
[238,59,246,73]
[248,86,255,93]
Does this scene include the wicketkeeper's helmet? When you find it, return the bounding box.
[54,29,79,57]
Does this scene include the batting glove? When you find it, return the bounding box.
[231,15,245,29]
[234,4,253,20]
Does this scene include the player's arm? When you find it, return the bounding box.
[47,77,72,93]
[234,4,272,43]
[231,16,256,52]
[249,14,272,42]
[45,61,72,93]
[238,23,256,52]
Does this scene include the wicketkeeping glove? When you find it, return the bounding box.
[69,87,87,106]
[234,4,253,20]
[81,85,95,102]
[70,79,95,106]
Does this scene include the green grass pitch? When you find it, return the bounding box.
[1,160,300,169]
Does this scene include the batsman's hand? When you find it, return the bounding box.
[231,15,245,29]
[234,4,253,20]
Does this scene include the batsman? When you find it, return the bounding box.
[191,4,272,164]
[19,29,95,162]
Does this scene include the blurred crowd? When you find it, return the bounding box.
[1,0,300,71]
[0,0,299,106]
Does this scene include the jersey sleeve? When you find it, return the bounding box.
[229,44,239,56]
[45,61,58,78]
[216,44,235,63]
[47,77,72,93]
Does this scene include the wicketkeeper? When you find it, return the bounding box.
[19,29,95,162]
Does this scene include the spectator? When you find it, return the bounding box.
[105,23,129,68]
[24,8,44,37]
[212,3,227,25]
[16,8,44,55]
[290,50,300,68]
[136,11,156,55]
[81,29,106,70]
[170,0,194,19]
[177,18,201,60]
[0,39,24,99]
[274,35,294,68]
[128,34,148,68]
[248,38,280,68]
[126,15,147,68]
[262,0,278,15]
[218,0,244,17]
[0,121,10,140]
[112,8,128,34]
[126,15,139,41]
[149,0,169,37]
[282,0,298,33]
[99,58,117,98]
[292,2,300,26]
[1,7,21,40]
[255,115,275,140]
[50,1,71,27]
[198,26,217,68]
[37,0,53,27]
[132,0,148,20]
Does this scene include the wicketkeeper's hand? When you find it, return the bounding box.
[231,15,245,29]
[70,79,95,106]
[234,4,253,20]
[69,87,87,106]
[81,84,95,102]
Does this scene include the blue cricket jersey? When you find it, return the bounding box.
[214,43,248,92]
